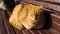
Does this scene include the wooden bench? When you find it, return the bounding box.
[0,0,60,34]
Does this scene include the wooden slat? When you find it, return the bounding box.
[0,11,7,34]
[37,30,42,34]
[43,8,60,16]
[38,30,49,34]
[22,29,31,34]
[37,0,60,4]
[22,0,60,12]
[53,12,60,16]
[51,14,60,24]
[29,30,40,34]
[1,11,15,34]
[51,14,60,32]
[43,30,51,34]
[13,28,23,34]
[52,21,60,32]
[45,28,60,34]
[43,30,52,34]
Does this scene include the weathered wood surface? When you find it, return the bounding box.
[0,10,7,34]
[0,0,60,34]
[37,0,60,4]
